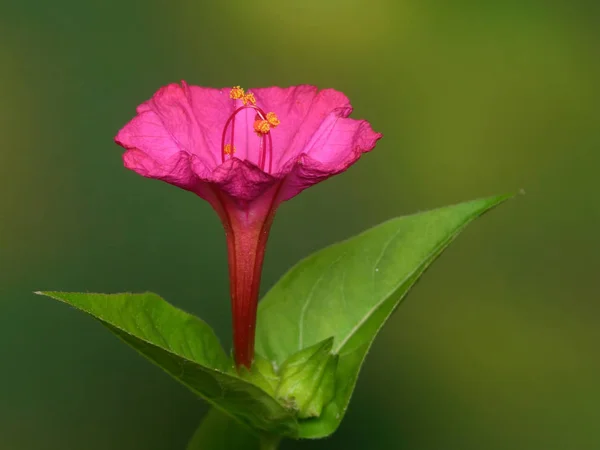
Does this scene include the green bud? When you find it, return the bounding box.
[275,337,338,419]
[238,353,280,396]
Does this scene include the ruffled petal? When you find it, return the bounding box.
[115,104,185,160]
[251,86,353,172]
[200,157,277,204]
[277,118,382,202]
[122,148,197,190]
[116,83,231,177]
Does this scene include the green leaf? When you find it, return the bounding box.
[37,291,298,437]
[255,195,511,438]
[275,337,338,419]
[187,408,260,450]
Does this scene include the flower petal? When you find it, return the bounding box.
[122,148,197,190]
[251,86,353,172]
[116,83,232,177]
[183,83,236,165]
[278,117,382,202]
[200,157,277,204]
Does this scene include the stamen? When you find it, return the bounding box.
[242,92,256,106]
[254,119,270,135]
[266,112,280,127]
[230,86,245,100]
[222,86,278,173]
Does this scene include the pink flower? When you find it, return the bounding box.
[115,82,382,368]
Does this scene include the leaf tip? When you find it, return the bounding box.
[479,192,518,212]
[320,336,335,353]
[34,291,64,299]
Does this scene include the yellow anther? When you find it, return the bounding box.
[224,144,236,155]
[253,119,271,134]
[242,92,256,106]
[266,112,280,127]
[230,86,245,100]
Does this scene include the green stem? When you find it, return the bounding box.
[259,434,282,450]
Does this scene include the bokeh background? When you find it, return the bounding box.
[1,0,598,449]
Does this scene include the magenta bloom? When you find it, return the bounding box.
[115,82,382,368]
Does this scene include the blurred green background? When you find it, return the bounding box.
[1,0,598,449]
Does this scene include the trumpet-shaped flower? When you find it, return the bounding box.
[115,82,382,368]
